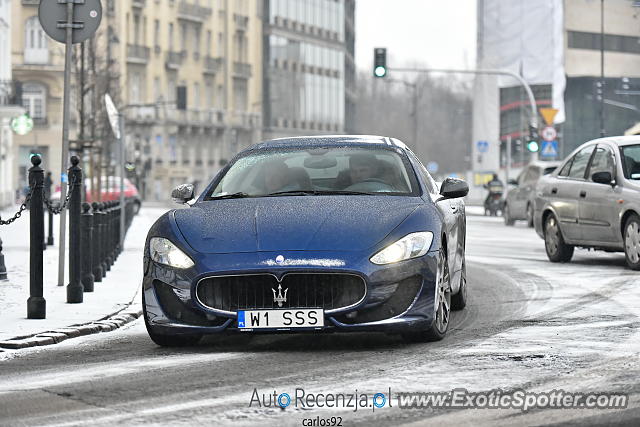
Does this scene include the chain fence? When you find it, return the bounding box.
[0,175,77,226]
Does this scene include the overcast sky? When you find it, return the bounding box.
[355,0,477,72]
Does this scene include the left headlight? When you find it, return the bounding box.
[149,237,195,269]
[370,232,434,265]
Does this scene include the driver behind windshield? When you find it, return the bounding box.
[349,153,378,185]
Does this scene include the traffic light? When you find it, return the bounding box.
[527,125,539,152]
[373,48,387,78]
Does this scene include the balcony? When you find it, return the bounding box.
[231,112,260,129]
[132,0,146,8]
[233,62,252,79]
[234,14,248,31]
[21,0,39,5]
[0,81,22,107]
[165,50,184,69]
[177,1,212,23]
[203,56,223,75]
[126,44,150,64]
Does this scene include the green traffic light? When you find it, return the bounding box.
[374,66,387,78]
[527,141,539,153]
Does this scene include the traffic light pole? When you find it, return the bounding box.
[387,67,539,131]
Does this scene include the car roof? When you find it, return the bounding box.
[251,135,409,150]
[582,135,640,148]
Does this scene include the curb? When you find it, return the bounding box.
[0,288,143,351]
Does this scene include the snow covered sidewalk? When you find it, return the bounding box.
[0,203,169,348]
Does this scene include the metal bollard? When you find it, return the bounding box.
[105,201,113,269]
[0,236,7,280]
[91,202,103,282]
[114,200,121,259]
[47,208,54,246]
[81,202,94,292]
[67,156,83,303]
[27,155,46,319]
[100,203,109,275]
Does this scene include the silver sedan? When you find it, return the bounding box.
[533,136,640,270]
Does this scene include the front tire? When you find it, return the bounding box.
[526,204,534,228]
[143,292,202,347]
[544,214,574,262]
[451,260,467,311]
[403,249,451,342]
[504,204,515,226]
[624,214,640,270]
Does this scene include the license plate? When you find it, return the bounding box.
[237,309,324,329]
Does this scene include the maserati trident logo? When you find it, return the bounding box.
[272,283,288,307]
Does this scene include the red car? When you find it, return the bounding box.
[52,176,142,214]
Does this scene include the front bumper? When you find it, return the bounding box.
[143,250,439,335]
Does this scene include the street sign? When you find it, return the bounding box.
[539,108,559,126]
[540,140,559,158]
[104,94,120,139]
[10,114,33,136]
[38,0,102,44]
[427,161,439,173]
[476,140,489,153]
[541,126,557,142]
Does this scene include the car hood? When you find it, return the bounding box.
[174,196,422,253]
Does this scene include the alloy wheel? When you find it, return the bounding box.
[545,216,559,256]
[625,221,640,264]
[435,251,451,334]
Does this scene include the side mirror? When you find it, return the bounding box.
[171,183,194,204]
[508,179,519,186]
[591,171,614,185]
[439,177,469,200]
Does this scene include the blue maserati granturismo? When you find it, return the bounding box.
[142,135,469,346]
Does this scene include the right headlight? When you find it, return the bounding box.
[370,232,434,265]
[149,237,195,269]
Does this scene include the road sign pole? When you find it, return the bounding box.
[119,114,126,249]
[57,1,75,287]
[505,135,511,197]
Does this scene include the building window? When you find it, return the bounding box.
[130,72,141,103]
[153,77,161,102]
[168,23,174,50]
[568,31,640,55]
[194,82,200,109]
[233,78,247,111]
[24,16,48,64]
[154,20,160,50]
[22,83,47,121]
[180,23,187,52]
[206,30,212,56]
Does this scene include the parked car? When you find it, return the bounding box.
[52,177,142,214]
[533,136,640,269]
[142,135,469,346]
[504,161,560,226]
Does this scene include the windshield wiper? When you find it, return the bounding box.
[265,190,320,196]
[266,189,375,196]
[210,192,252,199]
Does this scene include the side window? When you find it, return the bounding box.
[588,145,615,180]
[517,170,526,185]
[568,146,595,179]
[523,167,540,183]
[558,159,573,177]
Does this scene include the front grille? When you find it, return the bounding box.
[196,274,366,312]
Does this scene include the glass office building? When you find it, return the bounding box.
[263,0,355,139]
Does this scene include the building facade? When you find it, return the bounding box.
[106,0,263,199]
[10,0,65,199]
[1,0,24,208]
[261,0,355,140]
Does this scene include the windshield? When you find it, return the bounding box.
[622,145,640,180]
[206,146,419,198]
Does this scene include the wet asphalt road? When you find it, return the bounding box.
[0,214,639,426]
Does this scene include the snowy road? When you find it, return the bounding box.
[0,214,639,426]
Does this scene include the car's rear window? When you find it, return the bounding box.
[622,144,640,180]
[206,146,420,198]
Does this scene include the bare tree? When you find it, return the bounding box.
[354,71,472,176]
